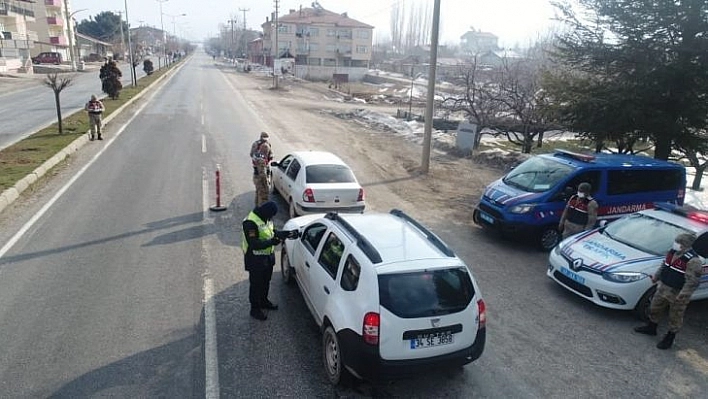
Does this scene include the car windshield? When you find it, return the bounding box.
[306,165,356,183]
[378,268,474,318]
[602,213,693,255]
[502,157,575,192]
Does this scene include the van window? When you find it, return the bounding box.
[378,268,474,318]
[607,169,683,195]
[563,171,602,195]
[340,255,361,291]
[318,233,345,279]
[301,223,327,255]
[503,157,575,193]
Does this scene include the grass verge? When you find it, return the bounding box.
[0,63,177,192]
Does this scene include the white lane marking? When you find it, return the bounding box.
[202,167,209,216]
[204,277,220,399]
[0,94,153,260]
[202,166,220,398]
[202,134,207,153]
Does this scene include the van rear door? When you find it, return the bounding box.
[376,266,479,361]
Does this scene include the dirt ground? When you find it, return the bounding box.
[226,69,505,228]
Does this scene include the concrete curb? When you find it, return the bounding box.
[0,62,184,215]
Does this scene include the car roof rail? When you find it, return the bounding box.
[389,209,455,257]
[325,212,383,264]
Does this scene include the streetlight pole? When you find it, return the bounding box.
[156,0,168,69]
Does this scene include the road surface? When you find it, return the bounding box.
[0,50,706,398]
[0,62,146,151]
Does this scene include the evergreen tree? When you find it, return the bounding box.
[547,0,708,160]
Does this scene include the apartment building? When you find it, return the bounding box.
[28,0,75,61]
[258,2,373,79]
[0,0,37,71]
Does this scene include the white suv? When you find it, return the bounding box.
[281,210,486,385]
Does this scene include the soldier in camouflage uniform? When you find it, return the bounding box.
[253,154,270,207]
[634,232,703,349]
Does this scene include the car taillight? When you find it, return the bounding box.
[357,188,365,202]
[477,299,486,329]
[303,188,315,203]
[363,312,380,345]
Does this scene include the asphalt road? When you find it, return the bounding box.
[0,62,147,151]
[0,51,706,398]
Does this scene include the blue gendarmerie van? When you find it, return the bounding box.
[473,150,686,250]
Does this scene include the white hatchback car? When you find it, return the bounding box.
[271,151,365,218]
[281,210,486,385]
[548,203,708,319]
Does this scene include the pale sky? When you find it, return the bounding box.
[69,0,559,48]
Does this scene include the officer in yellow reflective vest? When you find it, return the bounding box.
[241,201,281,320]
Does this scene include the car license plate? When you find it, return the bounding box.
[560,266,585,285]
[479,211,494,224]
[410,331,454,349]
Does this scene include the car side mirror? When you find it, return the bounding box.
[270,161,279,167]
[599,220,608,227]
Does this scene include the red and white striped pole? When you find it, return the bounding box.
[210,164,227,212]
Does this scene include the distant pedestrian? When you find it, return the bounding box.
[558,182,598,239]
[634,232,702,349]
[84,94,105,141]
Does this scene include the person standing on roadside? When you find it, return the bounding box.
[253,153,270,206]
[634,232,702,349]
[241,201,281,321]
[558,182,599,239]
[84,94,105,141]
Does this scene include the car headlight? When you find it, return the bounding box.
[509,204,535,214]
[553,239,567,255]
[602,271,649,283]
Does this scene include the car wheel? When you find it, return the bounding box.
[280,248,295,286]
[634,286,657,321]
[472,209,481,225]
[323,325,350,386]
[289,198,298,219]
[539,227,560,251]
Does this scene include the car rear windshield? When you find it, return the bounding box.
[306,165,356,183]
[378,268,474,318]
[503,156,575,193]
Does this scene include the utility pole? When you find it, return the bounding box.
[239,8,249,59]
[421,0,441,174]
[228,18,236,59]
[273,0,279,88]
[124,0,136,87]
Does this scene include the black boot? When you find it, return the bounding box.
[97,134,103,140]
[634,322,658,336]
[90,134,95,141]
[657,332,676,350]
[263,299,278,310]
[250,308,267,321]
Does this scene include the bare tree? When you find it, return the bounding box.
[389,1,403,53]
[43,73,73,134]
[493,56,561,153]
[438,57,500,148]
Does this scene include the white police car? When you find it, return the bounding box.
[547,203,708,319]
[281,210,486,385]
